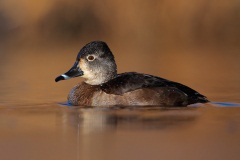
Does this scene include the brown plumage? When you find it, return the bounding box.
[55,41,209,106]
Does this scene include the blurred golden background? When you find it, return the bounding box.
[0,0,240,104]
[1,0,240,47]
[1,2,240,160]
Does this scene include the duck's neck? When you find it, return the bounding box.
[85,71,117,85]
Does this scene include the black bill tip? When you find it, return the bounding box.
[55,75,65,82]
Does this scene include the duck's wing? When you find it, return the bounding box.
[101,72,167,94]
[101,72,208,103]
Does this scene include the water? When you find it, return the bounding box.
[0,44,240,160]
[1,105,240,160]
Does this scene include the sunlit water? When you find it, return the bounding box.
[1,105,240,160]
[0,45,240,160]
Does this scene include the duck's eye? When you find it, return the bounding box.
[87,55,95,61]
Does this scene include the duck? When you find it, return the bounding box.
[55,41,209,106]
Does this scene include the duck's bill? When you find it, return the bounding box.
[55,61,83,82]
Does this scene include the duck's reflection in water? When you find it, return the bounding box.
[58,106,200,134]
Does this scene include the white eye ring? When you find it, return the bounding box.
[87,55,95,61]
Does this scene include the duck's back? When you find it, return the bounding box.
[98,72,208,106]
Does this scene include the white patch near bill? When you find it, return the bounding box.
[61,74,70,80]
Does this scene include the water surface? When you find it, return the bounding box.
[0,45,240,160]
[1,105,240,160]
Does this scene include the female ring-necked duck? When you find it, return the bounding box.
[55,41,209,106]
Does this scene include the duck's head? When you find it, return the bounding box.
[55,41,117,85]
